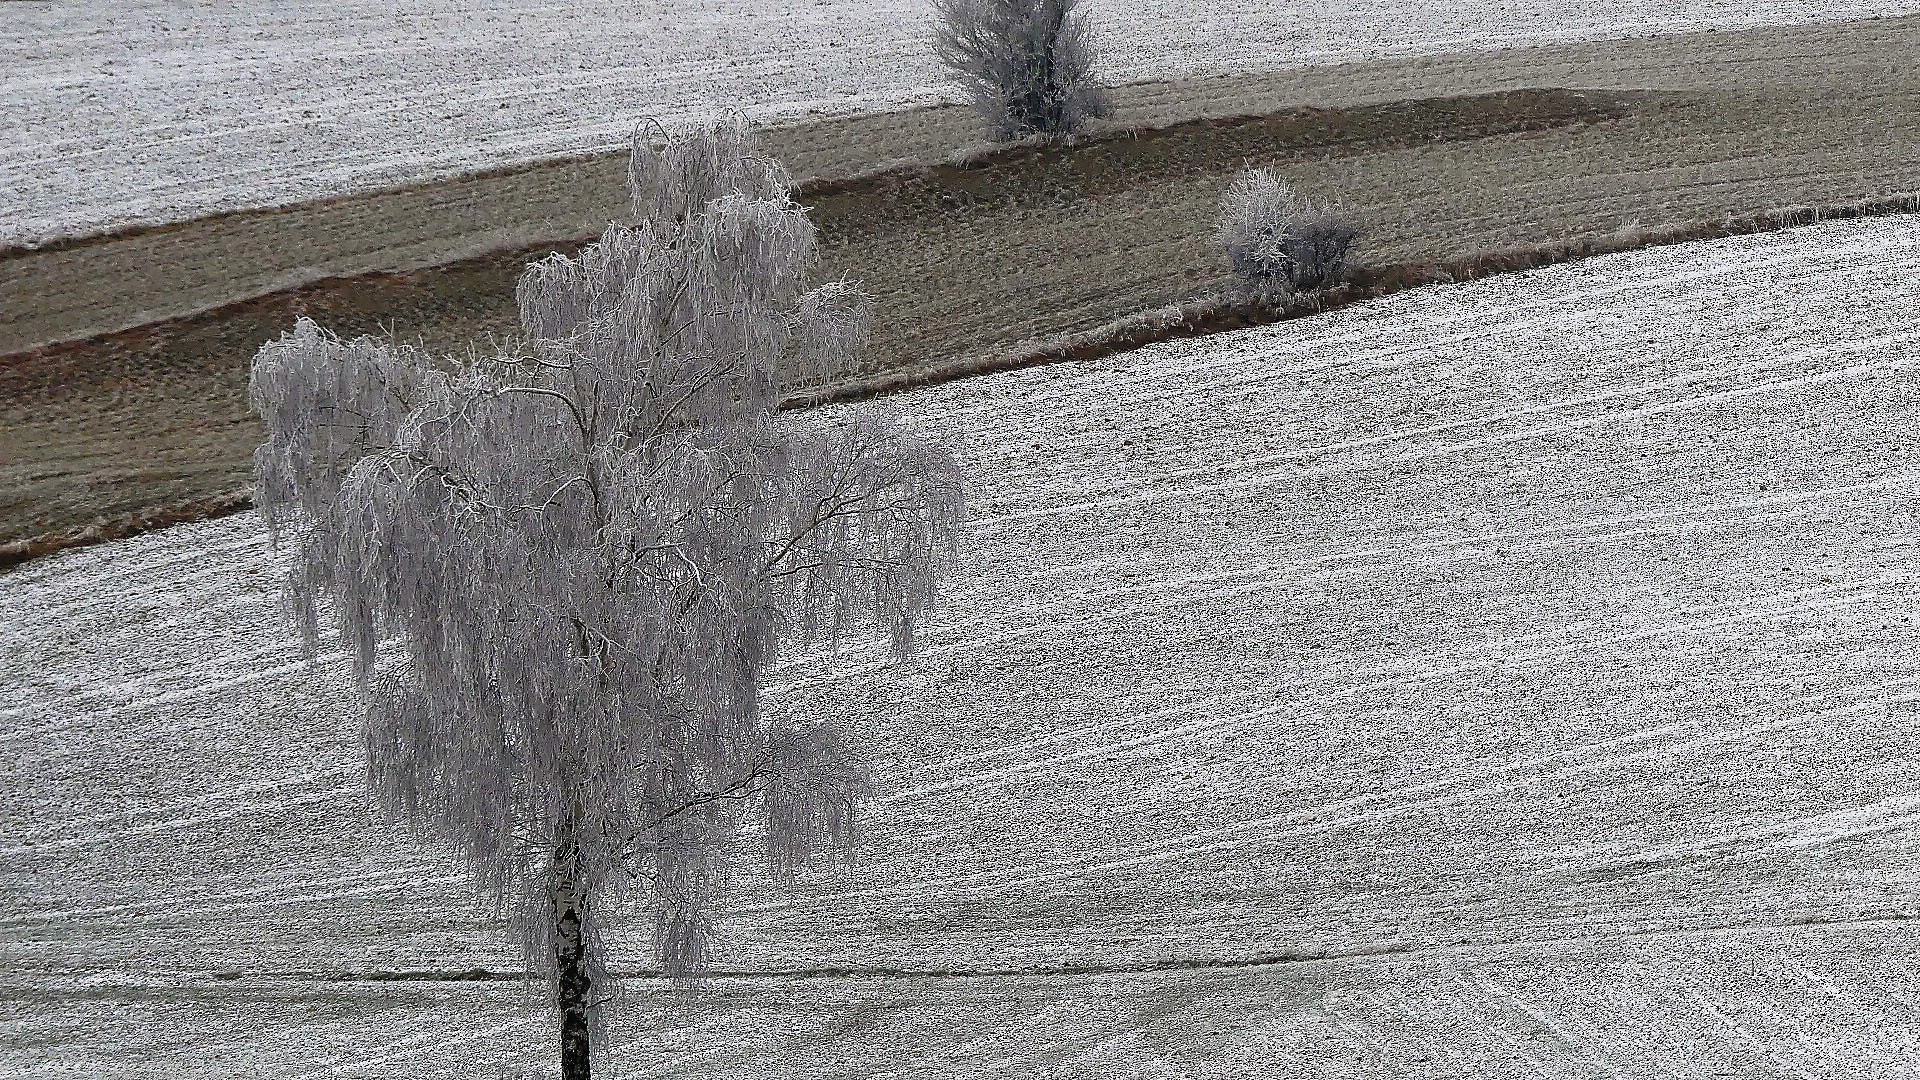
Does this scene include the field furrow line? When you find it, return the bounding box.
[971,325,1908,520]
[1555,796,1920,882]
[933,226,1916,432]
[975,341,1919,532]
[3,527,273,599]
[0,539,279,638]
[877,583,1887,802]
[0,784,362,859]
[896,695,1911,908]
[874,566,1864,784]
[58,872,473,926]
[0,861,442,929]
[278,1016,540,1080]
[1473,973,1634,1080]
[765,482,1911,705]
[1,762,363,844]
[0,635,304,731]
[736,677,1914,919]
[1445,970,1587,1080]
[0,650,351,751]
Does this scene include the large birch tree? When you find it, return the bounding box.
[249,117,965,1079]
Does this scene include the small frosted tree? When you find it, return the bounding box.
[250,117,965,1080]
[1215,168,1363,302]
[933,0,1110,140]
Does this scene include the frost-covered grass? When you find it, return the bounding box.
[4,0,1917,247]
[5,216,1920,1076]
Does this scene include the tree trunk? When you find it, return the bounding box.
[553,825,593,1080]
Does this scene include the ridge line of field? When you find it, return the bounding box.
[4,193,1915,575]
[180,909,1917,987]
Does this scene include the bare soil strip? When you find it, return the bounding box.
[793,192,1920,409]
[1,86,1645,357]
[8,14,1914,354]
[11,191,1918,574]
[4,16,1918,558]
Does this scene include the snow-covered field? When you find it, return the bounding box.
[5,215,1920,1076]
[6,0,1919,248]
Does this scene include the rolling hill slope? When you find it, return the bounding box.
[4,215,1919,1076]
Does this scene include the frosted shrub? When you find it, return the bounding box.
[1215,169,1363,301]
[934,0,1110,140]
[251,116,965,1080]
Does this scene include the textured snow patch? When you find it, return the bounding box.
[4,217,1920,1075]
[5,0,1918,245]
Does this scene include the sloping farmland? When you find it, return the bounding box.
[6,0,1918,246]
[4,215,1920,1076]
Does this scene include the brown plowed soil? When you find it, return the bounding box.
[4,16,1919,552]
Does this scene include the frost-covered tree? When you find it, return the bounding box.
[1215,168,1363,302]
[249,117,965,1080]
[933,0,1110,140]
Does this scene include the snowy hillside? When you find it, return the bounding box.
[4,215,1920,1075]
[4,0,1918,247]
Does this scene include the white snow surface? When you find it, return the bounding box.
[6,216,1920,1075]
[6,0,1920,248]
